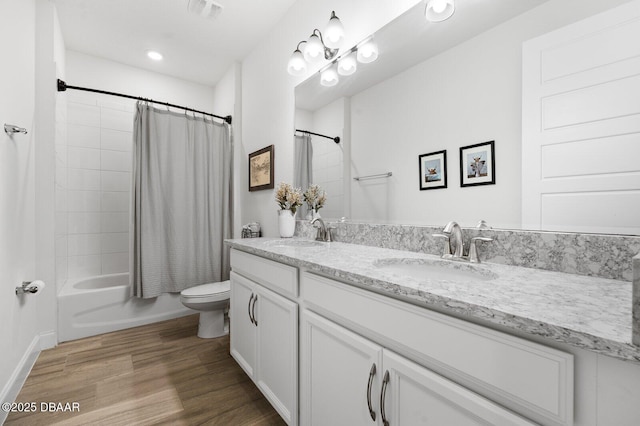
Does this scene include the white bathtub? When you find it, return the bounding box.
[58,273,192,342]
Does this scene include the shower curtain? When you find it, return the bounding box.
[131,102,232,298]
[294,134,313,218]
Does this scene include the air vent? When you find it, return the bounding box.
[187,0,223,20]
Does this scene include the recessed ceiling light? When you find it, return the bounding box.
[147,50,163,61]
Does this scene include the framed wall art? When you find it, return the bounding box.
[418,150,447,190]
[248,145,275,191]
[460,141,495,187]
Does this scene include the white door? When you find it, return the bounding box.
[522,0,640,234]
[300,310,382,426]
[381,350,535,426]
[229,271,256,377]
[255,285,298,425]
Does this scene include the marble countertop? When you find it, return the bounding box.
[226,237,638,363]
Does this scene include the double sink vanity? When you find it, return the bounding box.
[225,222,640,426]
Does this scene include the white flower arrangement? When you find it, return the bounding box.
[303,184,327,212]
[275,182,303,214]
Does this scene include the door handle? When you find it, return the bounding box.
[366,363,377,421]
[380,370,390,426]
[248,293,255,325]
[251,294,258,326]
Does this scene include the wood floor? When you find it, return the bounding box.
[5,315,286,426]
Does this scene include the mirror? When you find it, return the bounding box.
[295,0,639,235]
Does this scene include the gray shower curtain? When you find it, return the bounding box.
[131,102,232,298]
[294,134,313,218]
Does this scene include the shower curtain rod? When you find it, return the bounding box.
[295,128,340,144]
[57,79,232,125]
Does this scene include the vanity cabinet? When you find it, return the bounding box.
[301,310,535,426]
[229,250,298,425]
[301,271,574,426]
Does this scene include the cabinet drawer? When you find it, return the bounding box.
[302,271,573,426]
[231,249,298,299]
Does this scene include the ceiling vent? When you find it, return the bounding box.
[187,0,224,20]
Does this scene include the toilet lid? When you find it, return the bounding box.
[181,280,230,297]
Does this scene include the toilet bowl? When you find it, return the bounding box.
[180,280,230,338]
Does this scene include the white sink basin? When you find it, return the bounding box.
[266,239,325,248]
[373,258,498,282]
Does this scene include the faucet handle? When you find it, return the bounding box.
[469,237,493,263]
[432,233,452,257]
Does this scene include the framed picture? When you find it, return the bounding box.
[248,145,274,191]
[460,141,495,187]
[418,150,447,190]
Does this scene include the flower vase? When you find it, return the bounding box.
[305,209,313,221]
[312,209,321,220]
[278,210,297,238]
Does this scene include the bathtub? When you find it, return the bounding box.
[58,273,192,342]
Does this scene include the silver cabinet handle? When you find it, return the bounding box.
[251,294,258,326]
[367,363,377,421]
[380,370,390,426]
[248,293,255,324]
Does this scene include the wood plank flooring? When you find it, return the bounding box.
[5,315,286,425]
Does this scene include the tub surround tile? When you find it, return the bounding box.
[226,237,639,363]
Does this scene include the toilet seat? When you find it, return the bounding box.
[181,280,230,303]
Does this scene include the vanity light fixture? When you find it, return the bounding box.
[288,11,346,75]
[337,50,357,76]
[356,37,379,64]
[146,50,163,61]
[425,0,455,22]
[320,63,339,87]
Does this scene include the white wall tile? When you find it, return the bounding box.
[102,129,132,151]
[101,107,133,132]
[68,102,100,127]
[102,191,129,212]
[101,171,130,191]
[102,233,129,253]
[102,252,129,274]
[68,168,101,191]
[101,212,129,233]
[55,143,67,169]
[67,190,101,212]
[68,146,100,170]
[56,165,67,188]
[98,99,135,112]
[56,255,68,286]
[68,234,102,256]
[55,236,68,258]
[101,150,131,172]
[67,123,100,149]
[68,254,102,279]
[56,212,67,236]
[67,212,101,234]
[55,188,67,212]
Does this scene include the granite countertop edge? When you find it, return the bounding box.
[226,238,640,363]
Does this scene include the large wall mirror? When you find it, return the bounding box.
[295,0,639,235]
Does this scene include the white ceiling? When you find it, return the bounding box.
[53,0,299,87]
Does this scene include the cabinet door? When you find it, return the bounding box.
[301,310,382,426]
[229,271,256,377]
[254,285,298,425]
[381,350,535,426]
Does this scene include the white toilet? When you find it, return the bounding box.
[180,280,230,338]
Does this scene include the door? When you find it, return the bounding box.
[300,310,382,426]
[229,271,256,376]
[522,0,640,234]
[255,284,298,425]
[381,350,535,426]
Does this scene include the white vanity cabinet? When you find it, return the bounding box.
[301,271,574,426]
[229,250,298,425]
[301,310,535,426]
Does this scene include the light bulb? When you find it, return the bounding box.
[147,50,163,61]
[320,65,339,87]
[304,33,324,63]
[425,0,455,22]
[337,51,357,76]
[324,11,344,49]
[287,49,307,76]
[356,39,378,64]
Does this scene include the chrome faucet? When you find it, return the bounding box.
[442,221,464,258]
[311,217,335,242]
[433,221,493,263]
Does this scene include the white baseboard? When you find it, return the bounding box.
[0,332,52,424]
